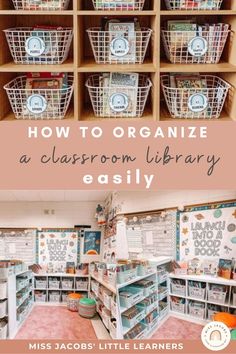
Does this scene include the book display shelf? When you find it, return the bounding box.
[0,0,236,121]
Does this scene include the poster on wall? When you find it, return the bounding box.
[38,230,78,271]
[179,206,236,261]
[84,231,101,255]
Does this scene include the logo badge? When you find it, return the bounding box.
[188,93,208,112]
[110,37,130,57]
[25,36,46,57]
[26,94,47,114]
[188,36,208,57]
[201,322,231,351]
[109,93,129,112]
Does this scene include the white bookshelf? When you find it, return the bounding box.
[33,273,90,304]
[89,272,117,339]
[116,269,169,340]
[0,270,10,339]
[169,273,236,323]
[15,270,34,335]
[0,268,34,339]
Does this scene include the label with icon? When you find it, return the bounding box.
[188,93,208,113]
[109,93,129,112]
[26,94,47,114]
[188,36,208,57]
[25,36,46,57]
[110,37,130,57]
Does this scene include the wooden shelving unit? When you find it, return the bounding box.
[0,0,236,121]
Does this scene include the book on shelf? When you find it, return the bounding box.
[100,72,139,117]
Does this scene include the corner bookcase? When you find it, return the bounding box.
[0,0,236,121]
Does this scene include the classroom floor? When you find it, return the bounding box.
[15,306,203,340]
[15,305,97,340]
[151,316,203,340]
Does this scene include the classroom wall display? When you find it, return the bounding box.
[37,229,79,269]
[0,229,36,264]
[83,231,101,255]
[178,203,236,261]
[125,210,177,259]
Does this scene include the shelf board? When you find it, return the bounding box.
[34,273,89,277]
[206,299,230,307]
[160,61,236,73]
[80,108,154,121]
[77,10,156,16]
[78,59,156,73]
[169,273,236,286]
[117,271,157,289]
[0,10,74,15]
[90,273,116,294]
[0,59,75,73]
[120,291,157,314]
[160,107,233,121]
[160,10,236,15]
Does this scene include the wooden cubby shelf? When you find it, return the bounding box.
[0,0,236,121]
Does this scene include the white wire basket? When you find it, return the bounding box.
[4,75,74,120]
[161,75,231,119]
[87,27,152,64]
[11,0,71,10]
[92,0,146,10]
[86,74,152,118]
[164,0,223,10]
[4,27,73,65]
[161,28,229,64]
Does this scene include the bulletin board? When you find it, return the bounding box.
[37,229,80,267]
[126,211,177,259]
[0,229,37,264]
[177,202,236,261]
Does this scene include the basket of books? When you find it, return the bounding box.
[189,301,205,320]
[49,291,60,302]
[161,74,231,119]
[233,288,236,306]
[11,0,71,10]
[162,21,230,64]
[164,0,223,10]
[207,304,221,321]
[208,284,227,304]
[4,26,73,65]
[34,291,47,302]
[171,280,186,296]
[87,18,152,64]
[188,281,206,300]
[170,297,186,314]
[86,73,152,118]
[92,0,146,10]
[4,73,74,120]
[0,282,7,300]
[0,319,7,340]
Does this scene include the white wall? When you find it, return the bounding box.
[0,201,102,263]
[115,190,236,214]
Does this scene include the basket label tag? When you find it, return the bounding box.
[26,94,47,114]
[109,93,129,112]
[188,36,208,57]
[25,36,46,57]
[110,37,130,57]
[188,93,208,112]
